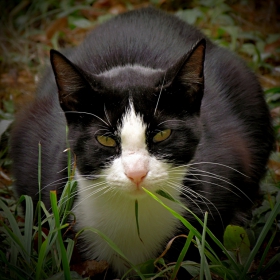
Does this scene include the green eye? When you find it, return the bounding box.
[97,135,116,147]
[153,129,171,143]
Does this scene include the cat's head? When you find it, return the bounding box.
[50,39,205,199]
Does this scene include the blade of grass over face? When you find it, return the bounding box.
[144,188,242,278]
[135,199,143,242]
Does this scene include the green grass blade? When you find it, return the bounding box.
[135,199,143,242]
[0,199,23,243]
[36,239,49,280]
[268,270,280,280]
[258,252,280,276]
[203,249,237,279]
[0,250,29,280]
[50,190,71,280]
[143,188,200,236]
[171,231,195,279]
[144,188,241,276]
[0,199,26,260]
[256,228,276,275]
[200,215,206,280]
[66,125,72,179]
[21,195,33,265]
[199,212,211,280]
[196,237,212,280]
[240,198,280,278]
[38,142,42,253]
[66,238,75,263]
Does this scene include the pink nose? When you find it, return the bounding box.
[126,169,148,185]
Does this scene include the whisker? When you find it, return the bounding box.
[71,185,111,211]
[188,167,231,182]
[154,73,165,116]
[157,119,186,126]
[166,181,205,217]
[104,104,112,127]
[181,185,223,224]
[56,162,75,174]
[36,177,71,194]
[94,128,111,135]
[187,162,249,177]
[59,182,108,211]
[186,170,252,202]
[63,111,109,127]
[66,180,107,200]
[184,176,243,199]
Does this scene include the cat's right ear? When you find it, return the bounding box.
[50,49,95,112]
[162,39,206,112]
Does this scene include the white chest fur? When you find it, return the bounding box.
[73,178,184,275]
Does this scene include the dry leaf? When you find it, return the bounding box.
[71,259,109,277]
[46,17,68,40]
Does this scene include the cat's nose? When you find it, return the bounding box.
[126,169,148,185]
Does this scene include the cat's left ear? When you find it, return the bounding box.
[163,38,206,109]
[50,49,98,112]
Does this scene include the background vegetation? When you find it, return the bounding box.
[0,0,279,279]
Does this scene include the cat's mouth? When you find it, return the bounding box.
[123,184,146,198]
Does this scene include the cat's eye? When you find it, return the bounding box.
[97,135,116,147]
[153,129,171,143]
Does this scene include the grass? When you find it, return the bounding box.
[0,0,280,279]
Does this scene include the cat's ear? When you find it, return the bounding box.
[163,39,205,110]
[165,38,205,88]
[50,49,96,112]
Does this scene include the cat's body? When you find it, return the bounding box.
[11,7,273,277]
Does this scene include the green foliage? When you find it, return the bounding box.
[0,99,14,168]
[0,132,78,279]
[176,0,280,72]
[224,225,251,265]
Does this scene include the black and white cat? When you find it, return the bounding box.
[11,7,273,277]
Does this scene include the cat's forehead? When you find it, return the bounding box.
[97,64,164,89]
[100,64,163,77]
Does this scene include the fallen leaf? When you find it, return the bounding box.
[46,17,68,40]
[268,159,280,181]
[71,259,109,277]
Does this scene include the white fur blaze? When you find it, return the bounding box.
[120,104,149,186]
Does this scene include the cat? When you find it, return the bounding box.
[10,7,274,278]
